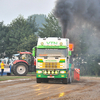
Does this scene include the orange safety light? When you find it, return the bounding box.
[69,43,74,51]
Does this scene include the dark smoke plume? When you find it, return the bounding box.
[53,0,100,38]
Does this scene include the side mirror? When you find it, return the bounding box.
[32,47,36,57]
[68,51,72,56]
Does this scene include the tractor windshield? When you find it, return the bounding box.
[37,49,67,57]
[19,54,32,65]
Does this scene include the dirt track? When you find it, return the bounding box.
[0,77,100,100]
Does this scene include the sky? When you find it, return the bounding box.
[0,0,56,25]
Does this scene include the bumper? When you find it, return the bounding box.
[36,69,68,78]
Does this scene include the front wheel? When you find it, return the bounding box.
[36,78,41,83]
[13,63,28,76]
[62,78,67,84]
[43,79,48,83]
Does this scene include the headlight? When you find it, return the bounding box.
[48,71,50,74]
[52,71,54,74]
[55,70,58,74]
[36,70,42,73]
[60,71,66,74]
[44,70,47,74]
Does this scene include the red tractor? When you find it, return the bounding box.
[12,52,36,76]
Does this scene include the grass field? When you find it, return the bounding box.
[0,72,36,81]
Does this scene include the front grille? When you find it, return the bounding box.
[44,62,60,69]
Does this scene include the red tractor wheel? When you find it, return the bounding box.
[13,63,28,76]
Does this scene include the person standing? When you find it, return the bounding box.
[1,61,5,76]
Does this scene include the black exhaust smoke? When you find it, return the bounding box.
[53,0,100,38]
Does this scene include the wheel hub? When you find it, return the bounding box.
[17,65,26,74]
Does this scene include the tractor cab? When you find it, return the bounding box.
[19,52,33,65]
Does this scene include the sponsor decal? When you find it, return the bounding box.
[39,54,47,56]
[45,60,57,62]
[46,41,58,45]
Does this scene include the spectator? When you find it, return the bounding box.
[1,61,5,76]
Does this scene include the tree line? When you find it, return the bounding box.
[0,13,61,57]
[0,13,100,76]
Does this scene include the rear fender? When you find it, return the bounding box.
[13,60,29,66]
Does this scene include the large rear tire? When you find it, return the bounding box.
[13,63,28,76]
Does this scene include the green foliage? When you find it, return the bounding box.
[38,13,62,38]
[0,13,61,57]
[5,15,38,57]
[27,14,46,28]
[0,22,9,57]
[19,34,37,52]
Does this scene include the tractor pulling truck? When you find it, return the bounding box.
[11,37,80,82]
[32,37,80,84]
[12,52,35,76]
